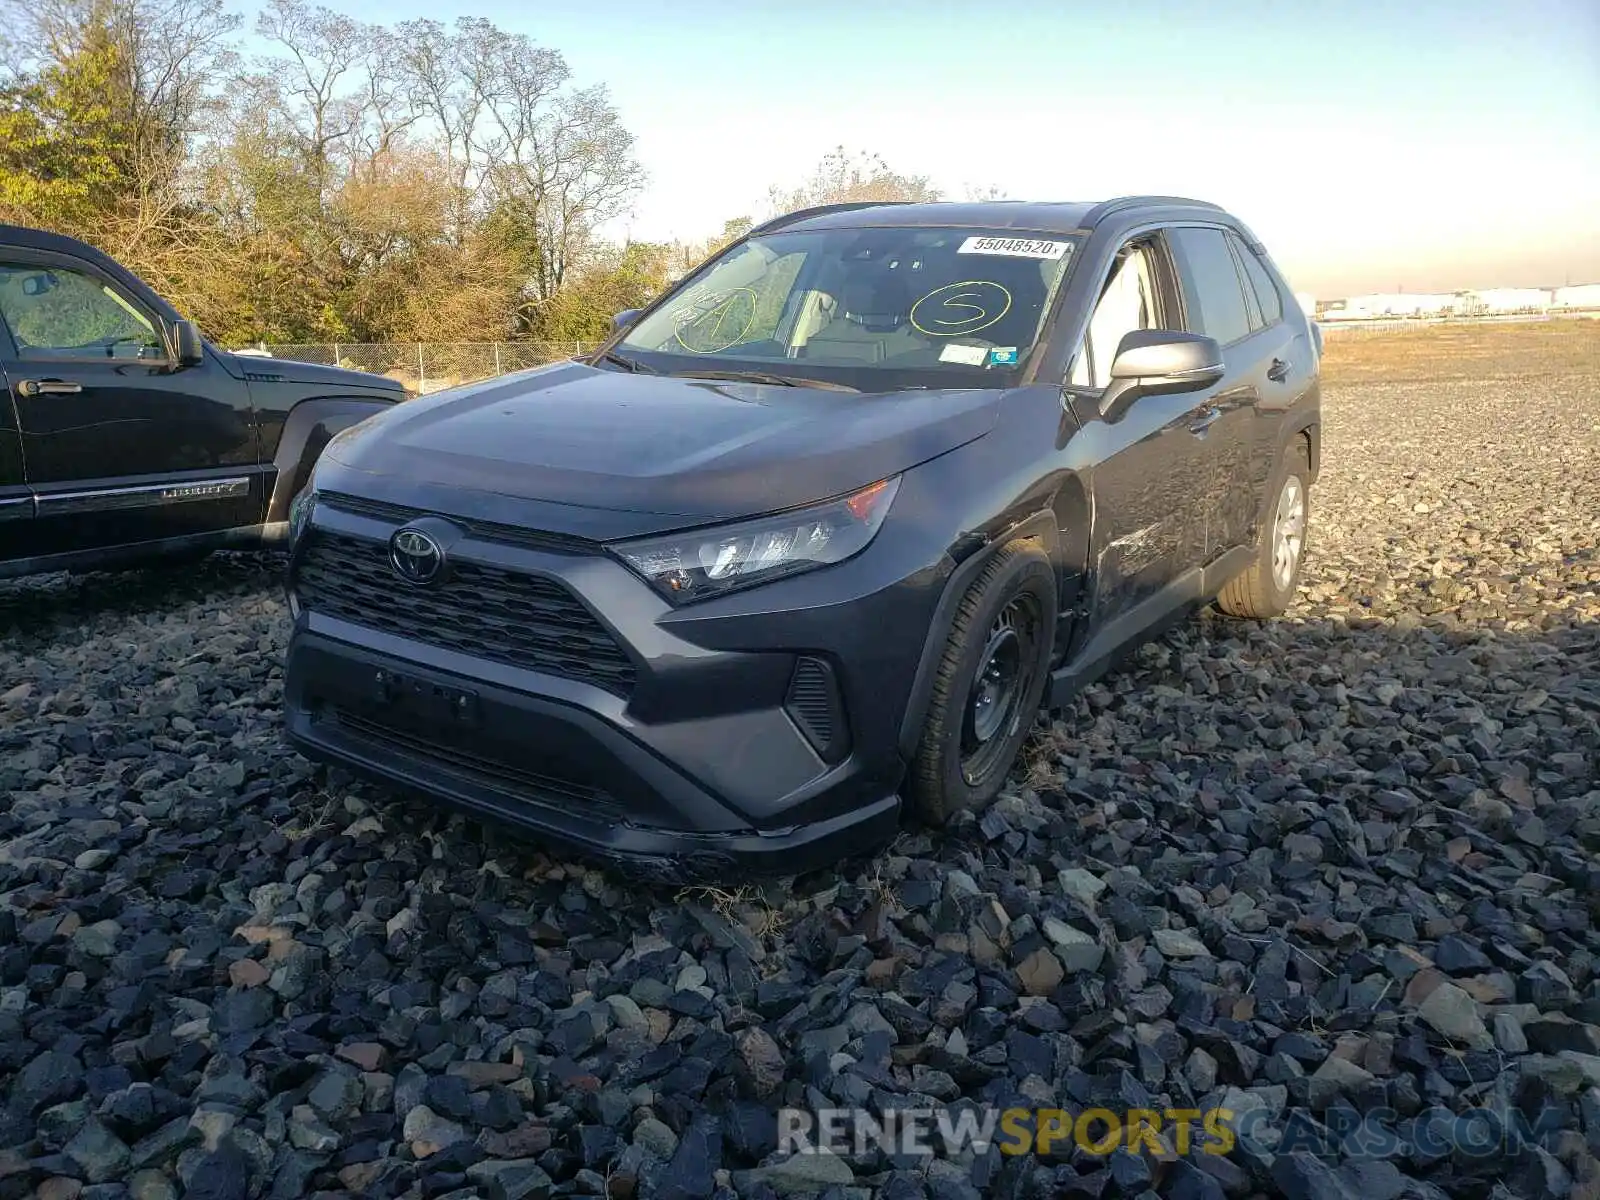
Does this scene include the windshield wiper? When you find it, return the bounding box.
[594,350,657,374]
[670,368,859,393]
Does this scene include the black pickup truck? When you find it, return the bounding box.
[0,224,404,579]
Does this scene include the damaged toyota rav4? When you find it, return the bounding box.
[283,196,1321,879]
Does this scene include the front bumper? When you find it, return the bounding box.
[282,495,946,879]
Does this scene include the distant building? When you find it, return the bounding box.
[1553,283,1600,309]
[1322,292,1459,320]
[1315,283,1593,321]
[1462,287,1551,314]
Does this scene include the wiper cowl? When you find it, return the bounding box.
[594,350,656,374]
[669,368,858,393]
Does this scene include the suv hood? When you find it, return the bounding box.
[322,361,1001,527]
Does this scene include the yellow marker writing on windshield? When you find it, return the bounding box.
[673,288,759,354]
[910,281,1012,337]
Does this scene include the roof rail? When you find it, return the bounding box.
[1082,195,1223,225]
[746,200,911,238]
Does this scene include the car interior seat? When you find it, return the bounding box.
[801,276,914,363]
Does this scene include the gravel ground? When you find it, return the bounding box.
[2,374,1597,1200]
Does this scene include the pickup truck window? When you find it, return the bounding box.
[0,263,165,361]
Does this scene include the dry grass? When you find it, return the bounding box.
[1319,317,1600,385]
[674,883,787,937]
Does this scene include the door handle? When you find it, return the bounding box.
[1267,358,1291,383]
[1189,406,1221,435]
[18,379,84,397]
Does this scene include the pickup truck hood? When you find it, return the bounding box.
[220,350,404,394]
[322,361,1001,528]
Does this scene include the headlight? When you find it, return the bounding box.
[612,476,901,604]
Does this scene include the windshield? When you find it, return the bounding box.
[615,226,1080,389]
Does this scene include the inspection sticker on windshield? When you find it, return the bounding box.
[957,236,1071,260]
[939,343,989,365]
[988,347,1019,366]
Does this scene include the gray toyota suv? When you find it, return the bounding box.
[282,196,1322,880]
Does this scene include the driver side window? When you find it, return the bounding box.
[0,263,164,361]
[1069,241,1160,390]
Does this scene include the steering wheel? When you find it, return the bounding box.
[84,333,155,357]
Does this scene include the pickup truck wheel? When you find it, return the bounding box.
[1216,443,1311,619]
[908,540,1055,826]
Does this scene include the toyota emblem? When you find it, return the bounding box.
[389,527,444,585]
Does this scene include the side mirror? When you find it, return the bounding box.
[1100,330,1223,421]
[612,309,641,331]
[21,272,59,297]
[171,319,204,367]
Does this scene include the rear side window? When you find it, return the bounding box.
[1169,227,1253,347]
[1231,235,1284,327]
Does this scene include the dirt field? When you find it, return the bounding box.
[1320,316,1600,384]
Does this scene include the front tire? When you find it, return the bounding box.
[1215,442,1310,619]
[907,540,1055,826]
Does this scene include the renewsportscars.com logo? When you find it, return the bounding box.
[780,1107,1236,1158]
[778,1103,1572,1162]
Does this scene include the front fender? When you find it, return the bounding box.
[894,507,1061,759]
[267,397,397,523]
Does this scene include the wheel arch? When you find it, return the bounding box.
[265,397,394,523]
[1252,417,1318,536]
[1294,419,1320,482]
[895,506,1064,760]
[1048,471,1094,652]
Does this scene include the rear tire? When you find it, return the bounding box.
[907,540,1055,826]
[1215,441,1310,619]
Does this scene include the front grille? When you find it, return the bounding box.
[319,493,600,556]
[326,707,623,817]
[295,530,637,696]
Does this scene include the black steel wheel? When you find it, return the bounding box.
[959,593,1044,787]
[908,539,1056,825]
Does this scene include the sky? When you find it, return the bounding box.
[267,0,1598,299]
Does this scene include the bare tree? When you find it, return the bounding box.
[394,17,528,240]
[353,27,419,166]
[2,2,647,344]
[1,0,238,259]
[486,85,645,302]
[395,18,643,301]
[768,146,940,216]
[252,0,363,192]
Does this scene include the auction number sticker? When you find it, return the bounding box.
[957,236,1071,260]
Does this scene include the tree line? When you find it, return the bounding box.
[0,0,950,347]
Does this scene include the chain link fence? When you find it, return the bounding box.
[1317,311,1596,337]
[247,316,1591,379]
[249,342,602,393]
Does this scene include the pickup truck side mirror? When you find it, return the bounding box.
[171,319,205,367]
[1100,330,1224,422]
[612,309,641,331]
